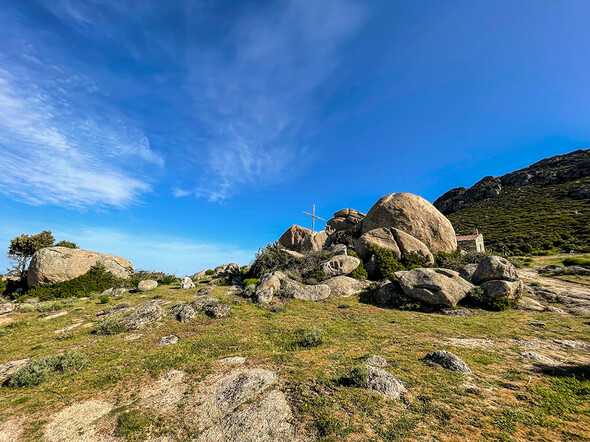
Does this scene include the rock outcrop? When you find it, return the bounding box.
[278,225,312,252]
[324,276,369,298]
[122,300,163,330]
[321,255,360,277]
[365,365,407,400]
[424,350,471,373]
[137,280,158,292]
[361,193,457,253]
[326,209,365,233]
[396,268,474,307]
[27,247,133,287]
[472,256,518,285]
[180,276,195,289]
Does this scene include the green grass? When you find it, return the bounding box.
[448,177,590,255]
[0,282,588,440]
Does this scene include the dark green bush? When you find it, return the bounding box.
[467,287,513,311]
[26,264,131,301]
[99,295,110,304]
[7,351,84,387]
[348,250,368,280]
[367,245,404,280]
[93,317,127,335]
[205,269,215,276]
[349,365,369,387]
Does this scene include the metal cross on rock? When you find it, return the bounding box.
[302,204,325,233]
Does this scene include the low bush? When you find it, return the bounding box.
[243,278,259,287]
[115,410,158,439]
[205,269,215,276]
[466,287,513,311]
[93,317,127,335]
[296,327,325,348]
[37,299,74,312]
[54,240,78,248]
[25,264,131,301]
[563,257,590,267]
[250,243,333,284]
[349,365,369,387]
[7,352,84,387]
[99,295,110,304]
[367,246,404,279]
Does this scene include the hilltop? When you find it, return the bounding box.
[434,149,590,254]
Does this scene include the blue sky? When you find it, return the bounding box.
[1,0,590,275]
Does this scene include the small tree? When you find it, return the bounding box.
[8,230,55,277]
[55,240,78,249]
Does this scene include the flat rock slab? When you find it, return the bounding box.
[0,358,30,384]
[159,335,179,346]
[44,311,68,320]
[0,418,25,442]
[44,400,114,442]
[140,369,187,414]
[217,356,247,366]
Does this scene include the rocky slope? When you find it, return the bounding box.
[434,149,590,254]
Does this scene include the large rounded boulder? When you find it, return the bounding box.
[361,193,457,253]
[27,247,134,287]
[355,227,433,263]
[395,268,474,307]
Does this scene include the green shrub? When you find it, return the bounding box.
[99,295,110,304]
[348,250,368,280]
[243,278,259,287]
[563,257,590,267]
[93,317,127,335]
[37,299,73,312]
[26,264,130,301]
[367,245,404,279]
[490,297,512,311]
[55,240,78,248]
[7,352,84,387]
[349,365,369,387]
[296,327,325,348]
[205,269,215,276]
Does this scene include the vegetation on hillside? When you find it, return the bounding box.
[447,177,590,255]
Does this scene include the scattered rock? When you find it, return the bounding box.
[0,358,30,384]
[206,303,231,319]
[480,279,524,301]
[124,333,143,341]
[138,279,158,292]
[255,273,282,304]
[193,270,208,280]
[322,255,360,277]
[518,296,544,311]
[292,284,331,302]
[324,276,369,298]
[424,350,471,373]
[445,338,494,349]
[361,192,457,253]
[122,300,163,330]
[365,365,407,400]
[396,268,474,307]
[197,286,214,296]
[180,276,196,289]
[159,335,179,346]
[278,225,312,252]
[215,263,240,276]
[217,356,247,366]
[44,400,113,442]
[43,311,68,320]
[441,308,473,317]
[521,352,556,364]
[174,304,196,323]
[55,323,85,334]
[330,244,348,255]
[192,296,220,310]
[366,355,388,367]
[553,339,590,351]
[0,303,15,315]
[27,247,133,287]
[472,256,518,285]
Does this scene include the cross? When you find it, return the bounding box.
[302,204,325,233]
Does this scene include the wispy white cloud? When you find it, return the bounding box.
[178,0,367,201]
[0,47,163,208]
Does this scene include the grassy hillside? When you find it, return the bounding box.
[447,176,590,255]
[1,280,589,440]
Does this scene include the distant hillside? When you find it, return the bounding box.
[434,149,590,254]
